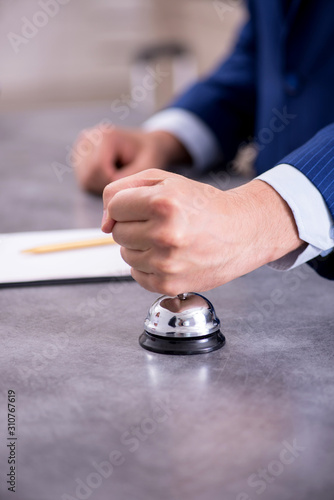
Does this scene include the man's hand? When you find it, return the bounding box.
[101,169,303,295]
[72,125,191,194]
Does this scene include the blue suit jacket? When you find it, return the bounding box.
[172,0,334,279]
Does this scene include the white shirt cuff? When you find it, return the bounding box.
[256,164,334,270]
[142,108,222,172]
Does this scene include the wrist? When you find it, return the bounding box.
[146,130,192,167]
[230,180,304,266]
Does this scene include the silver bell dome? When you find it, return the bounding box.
[144,293,221,338]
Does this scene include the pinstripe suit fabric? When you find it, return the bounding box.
[280,124,334,220]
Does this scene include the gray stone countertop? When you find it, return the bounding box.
[0,104,333,500]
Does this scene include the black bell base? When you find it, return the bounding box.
[139,330,226,355]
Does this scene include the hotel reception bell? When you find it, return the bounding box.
[139,293,225,355]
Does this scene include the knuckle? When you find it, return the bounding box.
[102,182,116,201]
[116,230,133,252]
[152,228,184,248]
[149,194,180,218]
[145,168,163,176]
[119,245,130,262]
[112,223,121,243]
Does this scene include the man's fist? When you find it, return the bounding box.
[72,125,191,194]
[101,169,303,295]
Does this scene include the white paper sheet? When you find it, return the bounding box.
[0,228,131,285]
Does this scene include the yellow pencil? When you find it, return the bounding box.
[21,236,116,254]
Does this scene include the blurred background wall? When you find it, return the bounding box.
[0,0,246,112]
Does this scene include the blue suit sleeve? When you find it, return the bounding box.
[170,16,256,164]
[278,123,334,280]
[278,123,334,222]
